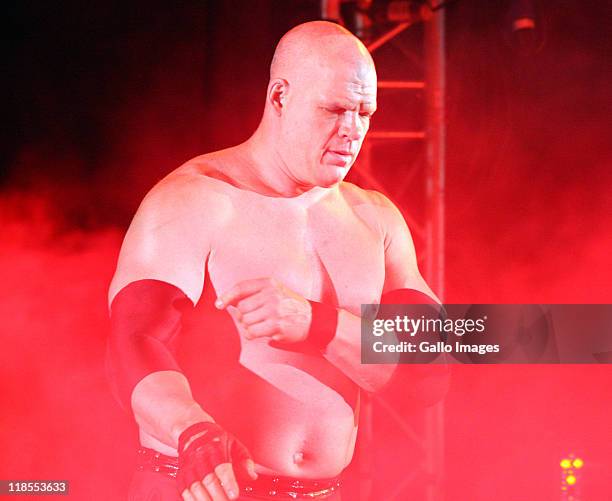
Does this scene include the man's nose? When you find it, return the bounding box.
[338,112,365,141]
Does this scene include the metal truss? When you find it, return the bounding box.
[321,2,447,500]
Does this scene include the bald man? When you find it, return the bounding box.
[108,21,437,501]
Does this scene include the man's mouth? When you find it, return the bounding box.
[326,150,353,165]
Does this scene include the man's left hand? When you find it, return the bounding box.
[215,278,311,343]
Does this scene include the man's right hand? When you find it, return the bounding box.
[177,422,257,501]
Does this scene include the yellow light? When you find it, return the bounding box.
[566,475,577,485]
[560,459,572,469]
[572,458,584,469]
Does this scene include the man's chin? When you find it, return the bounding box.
[318,165,349,187]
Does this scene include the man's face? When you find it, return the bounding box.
[279,57,377,189]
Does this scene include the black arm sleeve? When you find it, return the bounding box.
[106,279,193,411]
[380,287,439,306]
[381,288,447,341]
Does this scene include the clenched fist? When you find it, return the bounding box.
[215,278,312,344]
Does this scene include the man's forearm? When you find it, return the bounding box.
[131,370,214,449]
[322,308,397,393]
[321,288,447,392]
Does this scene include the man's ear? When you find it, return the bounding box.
[268,78,289,115]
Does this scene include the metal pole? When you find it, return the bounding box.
[320,0,342,22]
[424,6,446,302]
[424,6,446,501]
[367,22,411,52]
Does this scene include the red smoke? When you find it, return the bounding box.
[1,2,609,499]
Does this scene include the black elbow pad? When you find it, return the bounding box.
[107,279,193,410]
[380,288,439,306]
[380,288,447,342]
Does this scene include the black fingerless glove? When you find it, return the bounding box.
[176,422,251,492]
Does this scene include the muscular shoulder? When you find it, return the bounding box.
[339,181,397,208]
[339,181,430,294]
[339,181,406,246]
[141,162,232,226]
[109,159,232,306]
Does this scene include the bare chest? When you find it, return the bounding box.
[207,194,385,313]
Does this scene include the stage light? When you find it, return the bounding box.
[560,458,572,469]
[508,0,538,54]
[572,458,583,469]
[566,475,576,485]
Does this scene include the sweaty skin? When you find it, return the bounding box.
[109,21,435,501]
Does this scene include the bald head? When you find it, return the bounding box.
[270,21,375,82]
[247,21,377,191]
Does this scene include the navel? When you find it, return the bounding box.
[292,451,305,465]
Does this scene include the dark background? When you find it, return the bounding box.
[1,1,610,499]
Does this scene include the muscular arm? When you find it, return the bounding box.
[322,193,439,391]
[108,173,213,445]
[109,174,257,500]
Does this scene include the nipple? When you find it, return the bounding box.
[292,451,305,464]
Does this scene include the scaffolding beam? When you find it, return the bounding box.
[424,5,446,302]
[424,8,446,501]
